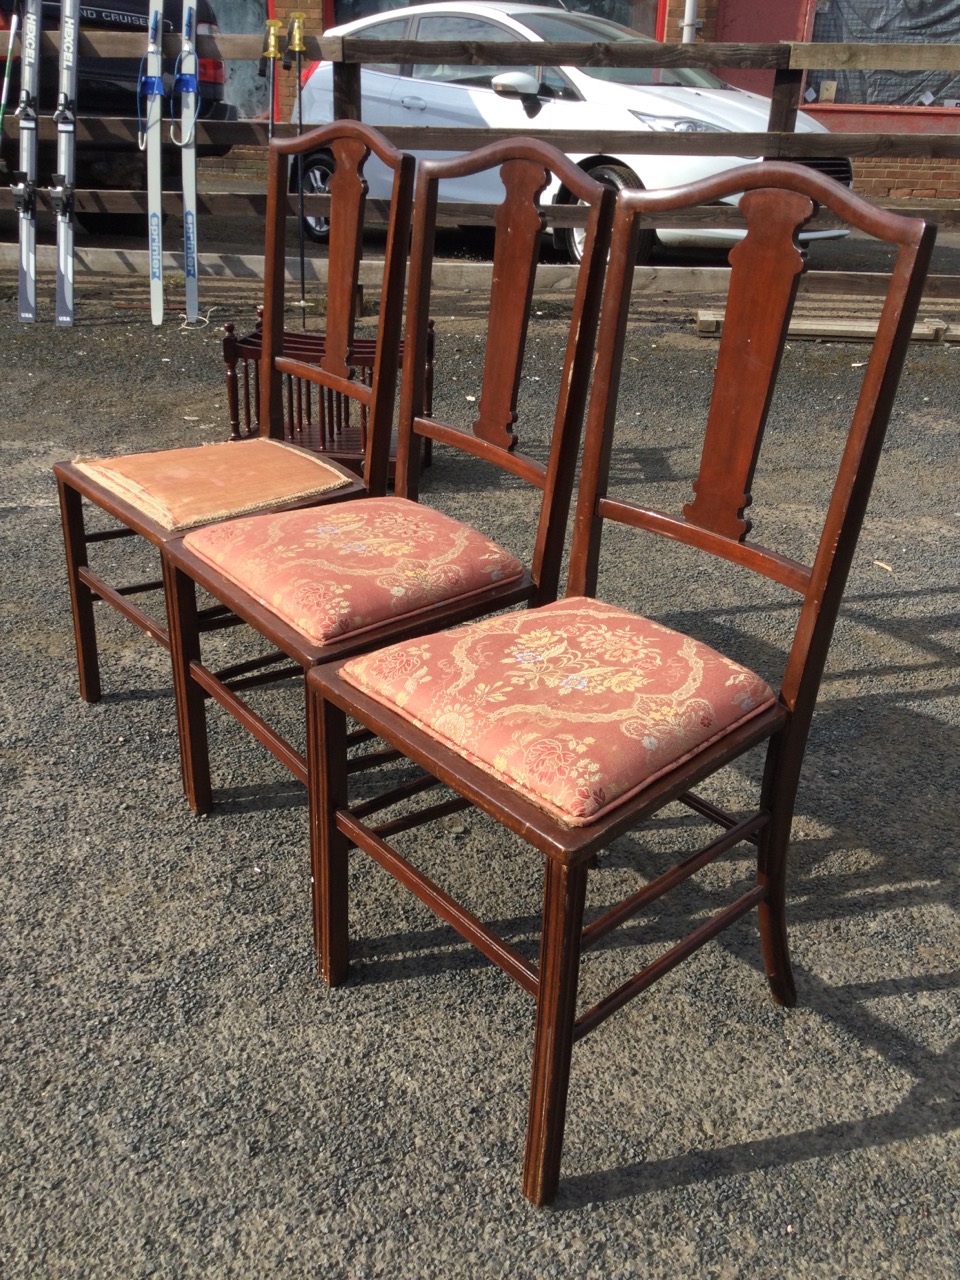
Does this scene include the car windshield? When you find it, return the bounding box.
[513,12,730,88]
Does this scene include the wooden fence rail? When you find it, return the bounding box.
[1,34,958,236]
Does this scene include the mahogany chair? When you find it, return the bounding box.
[162,138,616,815]
[307,164,935,1205]
[53,121,414,704]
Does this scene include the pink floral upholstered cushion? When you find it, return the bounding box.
[72,439,351,531]
[340,598,777,827]
[182,497,524,645]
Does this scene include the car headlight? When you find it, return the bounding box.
[629,111,731,133]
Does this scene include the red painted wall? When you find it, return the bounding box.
[711,0,813,94]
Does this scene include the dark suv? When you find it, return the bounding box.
[1,1,236,229]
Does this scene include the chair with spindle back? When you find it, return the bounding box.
[54,121,413,705]
[222,312,435,477]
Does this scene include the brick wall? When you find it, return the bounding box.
[854,158,960,202]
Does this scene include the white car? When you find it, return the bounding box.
[296,2,851,261]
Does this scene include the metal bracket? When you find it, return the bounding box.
[49,174,74,216]
[11,172,36,215]
[53,93,76,127]
[14,90,37,123]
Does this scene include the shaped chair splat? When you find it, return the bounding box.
[471,156,551,450]
[307,162,935,1205]
[683,187,814,541]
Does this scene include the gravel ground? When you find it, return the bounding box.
[1,234,959,1278]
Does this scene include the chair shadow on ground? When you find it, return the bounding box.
[547,694,960,1206]
[558,971,960,1208]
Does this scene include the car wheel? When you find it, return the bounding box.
[297,150,334,243]
[560,164,656,266]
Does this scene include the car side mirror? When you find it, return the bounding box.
[491,71,544,118]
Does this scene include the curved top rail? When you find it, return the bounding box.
[619,160,929,244]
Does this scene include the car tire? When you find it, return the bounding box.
[560,163,656,266]
[297,150,334,243]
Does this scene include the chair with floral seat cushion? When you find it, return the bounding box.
[53,120,414,705]
[306,164,935,1205]
[162,137,616,816]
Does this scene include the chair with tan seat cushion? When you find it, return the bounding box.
[53,121,414,704]
[69,438,350,533]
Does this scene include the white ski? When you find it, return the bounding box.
[172,3,199,323]
[0,5,20,140]
[52,0,80,327]
[139,0,165,325]
[13,0,40,324]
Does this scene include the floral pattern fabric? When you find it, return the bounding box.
[340,598,777,827]
[73,439,351,531]
[183,497,525,646]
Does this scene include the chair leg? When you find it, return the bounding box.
[163,556,212,815]
[756,819,797,1008]
[756,737,800,1008]
[522,859,588,1207]
[57,478,101,703]
[308,683,351,985]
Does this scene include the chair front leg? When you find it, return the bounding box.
[57,477,101,704]
[308,683,351,985]
[163,555,212,815]
[523,858,588,1207]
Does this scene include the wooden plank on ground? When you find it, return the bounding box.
[696,309,950,341]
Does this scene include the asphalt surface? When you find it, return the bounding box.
[1,234,959,1277]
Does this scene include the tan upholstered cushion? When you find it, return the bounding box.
[72,438,351,531]
[340,598,777,827]
[182,497,525,645]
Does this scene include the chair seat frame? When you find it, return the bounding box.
[54,448,365,704]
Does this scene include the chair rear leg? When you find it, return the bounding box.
[163,556,213,815]
[757,816,797,1008]
[757,736,800,1008]
[57,478,102,703]
[309,684,351,985]
[522,859,588,1207]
